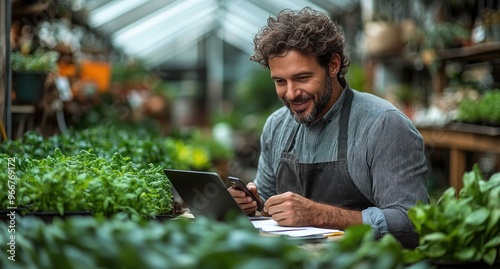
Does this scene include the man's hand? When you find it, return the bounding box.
[265,191,363,229]
[228,182,262,215]
[264,191,316,226]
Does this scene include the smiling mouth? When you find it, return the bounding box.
[290,99,310,112]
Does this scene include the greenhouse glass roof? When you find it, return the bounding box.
[73,0,358,67]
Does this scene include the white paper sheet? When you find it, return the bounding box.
[251,219,343,237]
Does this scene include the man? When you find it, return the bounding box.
[229,7,429,248]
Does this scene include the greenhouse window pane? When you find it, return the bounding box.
[88,0,147,27]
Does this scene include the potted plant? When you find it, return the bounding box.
[11,49,58,103]
[362,0,406,57]
[364,19,402,56]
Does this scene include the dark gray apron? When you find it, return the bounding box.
[276,88,374,210]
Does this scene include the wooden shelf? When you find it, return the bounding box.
[437,42,500,62]
[432,42,500,94]
[444,121,500,136]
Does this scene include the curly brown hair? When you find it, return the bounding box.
[250,7,350,79]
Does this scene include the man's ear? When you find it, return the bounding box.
[328,54,341,77]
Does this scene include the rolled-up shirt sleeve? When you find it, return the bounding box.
[361,207,388,239]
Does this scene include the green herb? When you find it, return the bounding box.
[408,164,500,265]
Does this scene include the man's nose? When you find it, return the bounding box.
[285,82,300,101]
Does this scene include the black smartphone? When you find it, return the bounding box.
[228,176,264,212]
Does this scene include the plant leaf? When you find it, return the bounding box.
[465,208,490,226]
[454,247,476,261]
[484,236,500,248]
[483,248,497,265]
[421,232,447,242]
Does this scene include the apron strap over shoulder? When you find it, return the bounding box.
[338,88,353,160]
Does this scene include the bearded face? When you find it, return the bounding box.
[281,73,332,124]
[269,50,339,125]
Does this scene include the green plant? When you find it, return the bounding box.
[0,215,431,269]
[456,97,480,123]
[310,225,429,269]
[477,90,500,125]
[457,89,500,126]
[11,50,59,73]
[408,164,500,265]
[0,149,172,218]
[0,124,217,171]
[0,216,299,269]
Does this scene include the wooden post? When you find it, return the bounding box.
[449,148,466,192]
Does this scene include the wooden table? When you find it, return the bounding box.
[417,124,500,191]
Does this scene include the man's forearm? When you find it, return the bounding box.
[312,202,363,229]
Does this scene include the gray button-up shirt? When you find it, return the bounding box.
[254,86,429,245]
